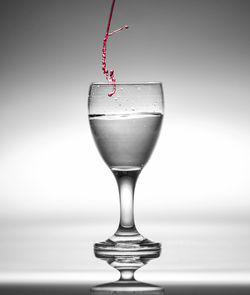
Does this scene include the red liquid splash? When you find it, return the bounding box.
[102,0,128,97]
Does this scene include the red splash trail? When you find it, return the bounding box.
[102,0,129,97]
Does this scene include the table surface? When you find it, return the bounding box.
[0,283,250,295]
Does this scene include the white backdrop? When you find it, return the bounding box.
[0,1,250,281]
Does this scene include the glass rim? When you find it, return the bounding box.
[90,81,162,86]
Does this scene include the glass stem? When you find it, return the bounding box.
[113,169,140,231]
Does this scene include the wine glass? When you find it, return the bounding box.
[88,82,164,292]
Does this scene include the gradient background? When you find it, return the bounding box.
[0,0,250,287]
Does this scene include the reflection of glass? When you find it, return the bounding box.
[91,281,165,294]
[88,82,164,292]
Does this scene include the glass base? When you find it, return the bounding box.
[91,280,164,294]
[94,228,161,271]
[94,238,161,258]
[93,229,162,293]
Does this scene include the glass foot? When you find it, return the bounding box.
[91,280,164,294]
[94,238,161,258]
[94,229,161,271]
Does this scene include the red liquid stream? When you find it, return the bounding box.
[102,0,128,97]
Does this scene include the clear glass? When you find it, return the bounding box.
[88,82,164,292]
